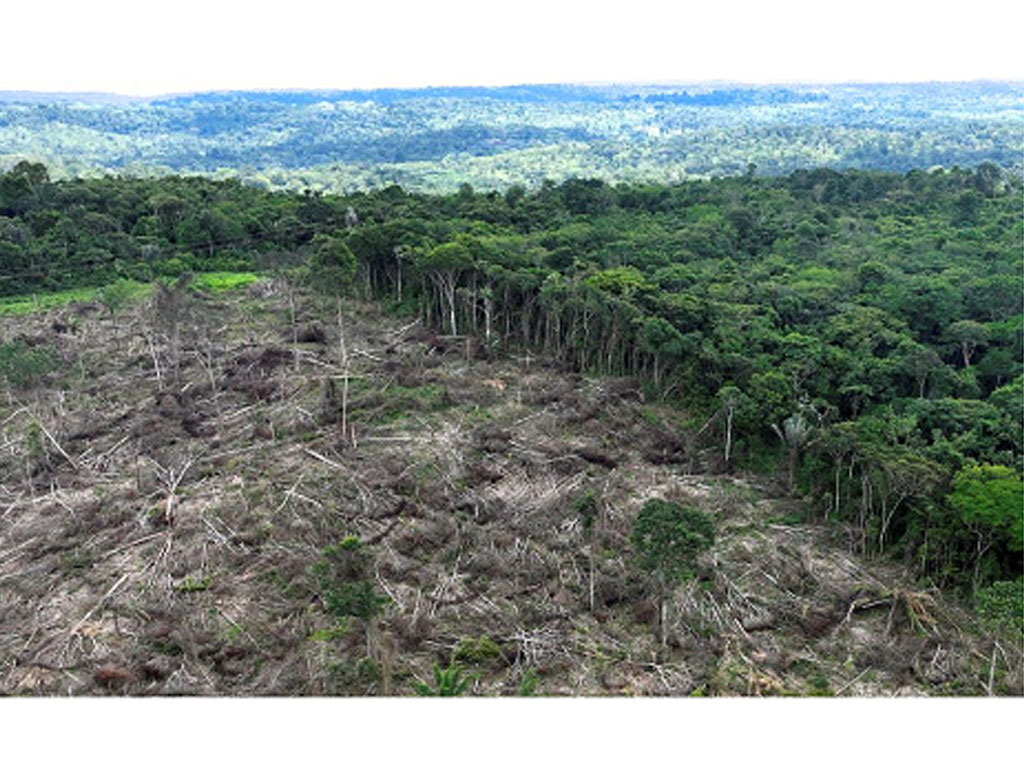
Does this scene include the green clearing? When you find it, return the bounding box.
[0,272,260,316]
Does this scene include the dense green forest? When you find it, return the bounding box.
[1,160,1021,608]
[1,82,1021,193]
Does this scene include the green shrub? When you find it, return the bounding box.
[321,580,389,621]
[631,498,715,584]
[0,340,59,390]
[24,422,45,464]
[309,620,349,642]
[454,635,502,664]
[175,575,213,592]
[808,672,832,696]
[415,661,473,696]
[976,578,1024,636]
[96,279,139,316]
[159,255,189,277]
[311,537,389,621]
[573,489,599,533]
[518,668,539,696]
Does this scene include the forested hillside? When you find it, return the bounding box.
[1,81,1021,192]
[2,160,1021,608]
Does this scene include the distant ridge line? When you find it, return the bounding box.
[2,80,1021,105]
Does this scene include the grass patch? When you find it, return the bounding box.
[175,575,213,593]
[807,672,833,697]
[0,271,261,316]
[352,383,451,424]
[193,271,261,292]
[0,286,104,315]
[769,509,808,525]
[308,620,350,643]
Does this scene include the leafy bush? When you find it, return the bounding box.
[631,498,716,651]
[976,578,1024,636]
[631,498,716,585]
[0,340,59,390]
[454,635,502,664]
[572,489,599,533]
[949,464,1023,554]
[311,537,389,621]
[96,279,139,316]
[807,672,833,697]
[321,580,389,622]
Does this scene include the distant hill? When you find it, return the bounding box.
[0,90,146,105]
[1,81,1021,192]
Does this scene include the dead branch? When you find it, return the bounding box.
[98,532,166,560]
[68,572,130,637]
[147,455,196,526]
[31,416,78,471]
[834,666,873,696]
[303,448,345,472]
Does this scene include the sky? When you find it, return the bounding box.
[3,0,1022,96]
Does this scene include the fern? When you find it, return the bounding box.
[415,661,472,696]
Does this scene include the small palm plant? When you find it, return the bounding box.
[414,661,473,696]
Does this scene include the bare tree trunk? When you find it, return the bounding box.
[470,271,478,335]
[290,287,299,373]
[985,646,997,696]
[446,278,457,336]
[972,531,993,596]
[365,619,375,661]
[196,345,222,436]
[832,461,842,522]
[589,519,598,614]
[659,594,668,660]
[589,553,596,613]
[380,634,394,696]
[146,334,163,391]
[484,295,493,346]
[724,406,733,467]
[787,445,797,494]
[337,297,349,442]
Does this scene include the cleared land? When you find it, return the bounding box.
[0,281,1017,695]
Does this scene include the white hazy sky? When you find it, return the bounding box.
[2,1,1022,95]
